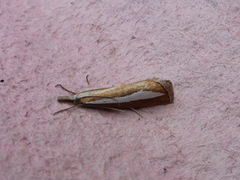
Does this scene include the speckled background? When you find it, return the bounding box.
[1,0,240,179]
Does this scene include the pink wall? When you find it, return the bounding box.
[1,0,240,179]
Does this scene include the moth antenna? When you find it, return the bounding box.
[55,84,77,94]
[53,104,81,115]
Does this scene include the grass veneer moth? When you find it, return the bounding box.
[54,78,174,115]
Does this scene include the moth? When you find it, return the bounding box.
[54,78,174,115]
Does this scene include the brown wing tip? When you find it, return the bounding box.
[154,79,174,103]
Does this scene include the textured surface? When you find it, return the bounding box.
[1,0,240,179]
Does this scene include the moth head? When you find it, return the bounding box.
[73,96,82,104]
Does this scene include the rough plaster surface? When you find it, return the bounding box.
[1,0,240,179]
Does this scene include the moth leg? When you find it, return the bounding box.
[101,107,125,112]
[86,75,90,85]
[55,84,77,94]
[100,107,142,117]
[53,104,82,115]
[130,108,143,118]
[83,104,125,112]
